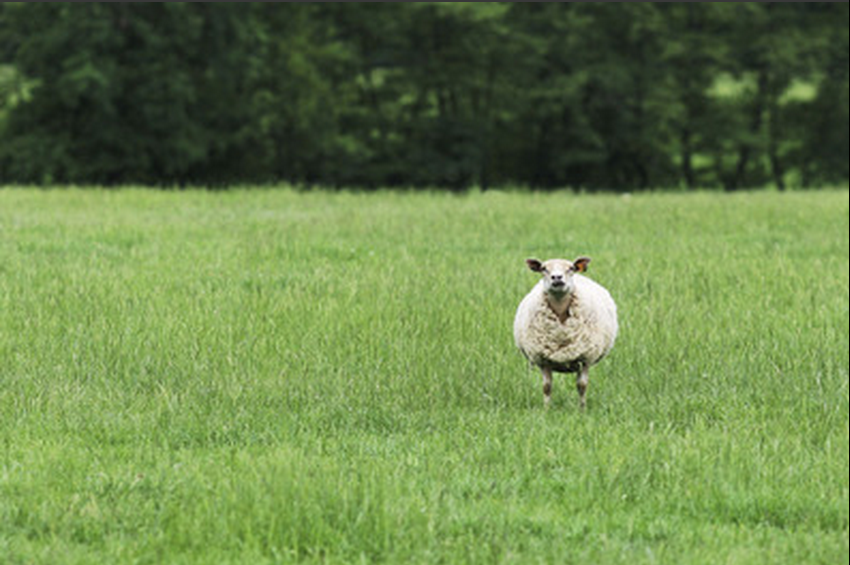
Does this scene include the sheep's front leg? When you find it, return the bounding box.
[541,367,553,408]
[576,363,589,410]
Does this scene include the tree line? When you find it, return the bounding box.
[1,3,847,190]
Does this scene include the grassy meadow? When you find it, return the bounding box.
[1,187,848,564]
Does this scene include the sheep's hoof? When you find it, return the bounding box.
[576,380,588,411]
[577,389,588,411]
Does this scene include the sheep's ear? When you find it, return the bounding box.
[573,256,591,272]
[526,259,544,273]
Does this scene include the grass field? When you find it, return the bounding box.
[1,187,848,564]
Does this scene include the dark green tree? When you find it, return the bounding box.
[1,4,256,184]
[0,2,847,189]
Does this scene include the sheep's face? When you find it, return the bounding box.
[526,257,590,297]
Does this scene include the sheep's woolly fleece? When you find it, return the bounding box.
[513,274,618,372]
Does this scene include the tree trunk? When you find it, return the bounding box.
[478,54,498,192]
[680,126,696,189]
[729,69,768,191]
[767,88,786,190]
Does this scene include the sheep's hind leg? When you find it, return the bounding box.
[541,367,553,408]
[576,363,590,410]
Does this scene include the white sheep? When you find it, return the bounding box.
[513,256,618,409]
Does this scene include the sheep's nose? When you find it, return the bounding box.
[551,274,564,282]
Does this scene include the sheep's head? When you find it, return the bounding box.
[526,257,590,297]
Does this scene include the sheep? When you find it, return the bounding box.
[513,256,618,409]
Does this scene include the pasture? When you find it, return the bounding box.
[1,188,848,564]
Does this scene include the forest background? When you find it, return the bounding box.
[0,2,847,191]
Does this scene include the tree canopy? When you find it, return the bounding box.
[1,2,847,190]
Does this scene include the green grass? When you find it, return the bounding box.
[1,187,848,564]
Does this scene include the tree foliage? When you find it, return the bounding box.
[0,2,846,189]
